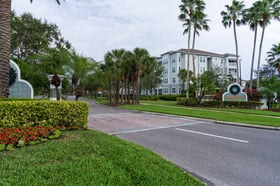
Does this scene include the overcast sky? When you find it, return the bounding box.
[12,0,280,79]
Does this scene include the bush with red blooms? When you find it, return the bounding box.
[0,126,64,151]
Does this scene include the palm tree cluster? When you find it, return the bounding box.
[102,48,162,105]
[221,0,280,90]
[179,0,210,99]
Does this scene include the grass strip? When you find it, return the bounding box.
[140,100,280,117]
[0,130,203,186]
[120,104,280,127]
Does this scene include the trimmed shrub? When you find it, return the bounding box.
[177,97,186,105]
[0,101,89,129]
[158,95,177,101]
[140,95,159,101]
[201,100,263,109]
[0,98,39,102]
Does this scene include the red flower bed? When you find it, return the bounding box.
[0,126,62,150]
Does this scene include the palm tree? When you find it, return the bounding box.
[255,0,280,89]
[267,43,280,74]
[191,1,209,79]
[178,69,188,91]
[133,48,151,104]
[243,3,262,90]
[179,0,206,99]
[221,0,245,85]
[65,50,95,100]
[0,0,62,97]
[105,49,126,105]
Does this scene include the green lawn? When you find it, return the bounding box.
[120,104,280,127]
[140,100,280,117]
[0,130,203,186]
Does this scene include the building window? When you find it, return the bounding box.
[163,78,168,84]
[172,67,176,73]
[229,69,237,74]
[171,55,176,63]
[172,77,176,83]
[163,59,168,65]
[163,88,169,94]
[229,59,237,66]
[163,68,168,75]
[179,88,182,93]
[172,88,176,94]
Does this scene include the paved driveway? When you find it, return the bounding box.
[86,99,280,186]
[88,102,203,135]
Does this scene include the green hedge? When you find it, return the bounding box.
[158,95,178,101]
[201,101,263,108]
[0,98,39,102]
[140,95,159,101]
[0,101,89,129]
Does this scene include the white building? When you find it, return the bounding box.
[154,49,239,95]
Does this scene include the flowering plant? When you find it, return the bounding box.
[0,126,63,151]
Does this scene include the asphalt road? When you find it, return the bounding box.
[86,100,280,186]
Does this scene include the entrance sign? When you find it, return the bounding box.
[223,83,247,102]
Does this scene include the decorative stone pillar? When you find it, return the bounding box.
[47,75,65,100]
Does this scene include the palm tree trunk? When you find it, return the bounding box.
[192,28,197,98]
[108,78,112,104]
[249,26,258,91]
[192,28,197,78]
[127,80,131,104]
[233,22,240,84]
[55,86,61,101]
[186,21,192,100]
[120,79,125,104]
[256,26,266,89]
[0,0,11,98]
[115,80,120,105]
[132,80,135,104]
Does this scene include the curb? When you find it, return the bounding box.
[215,120,280,131]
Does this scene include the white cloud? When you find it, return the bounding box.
[12,0,280,79]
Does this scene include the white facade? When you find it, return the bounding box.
[155,49,238,95]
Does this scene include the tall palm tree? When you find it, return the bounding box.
[221,0,245,85]
[243,3,262,90]
[0,0,62,97]
[267,43,280,74]
[179,0,206,99]
[255,0,280,89]
[191,1,209,79]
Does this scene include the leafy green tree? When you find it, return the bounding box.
[141,58,163,95]
[255,0,280,88]
[0,0,62,97]
[11,12,70,59]
[35,48,70,100]
[259,77,280,109]
[221,0,245,84]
